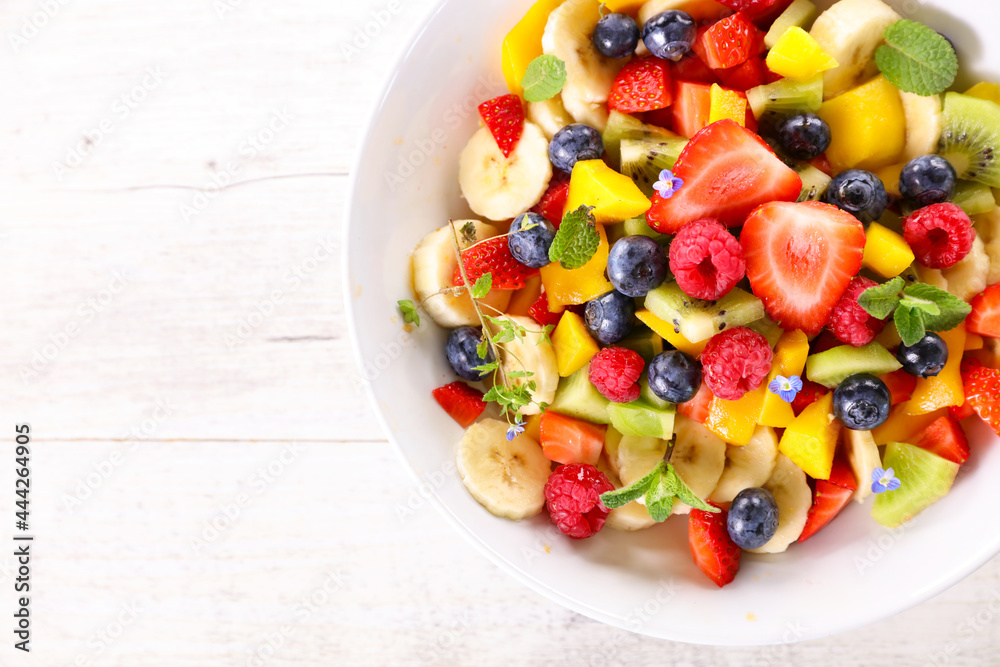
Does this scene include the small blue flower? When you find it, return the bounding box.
[653,169,684,199]
[506,416,525,441]
[871,467,902,494]
[768,375,803,404]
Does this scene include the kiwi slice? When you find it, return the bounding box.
[805,342,902,388]
[764,0,818,48]
[746,75,823,120]
[938,92,1000,188]
[950,179,997,215]
[618,326,665,363]
[548,365,611,425]
[603,110,673,170]
[796,163,832,202]
[871,442,959,529]
[623,215,670,243]
[620,136,689,196]
[643,282,765,343]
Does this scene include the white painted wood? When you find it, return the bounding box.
[0,0,996,663]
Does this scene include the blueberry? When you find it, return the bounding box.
[607,235,669,297]
[778,113,831,161]
[549,123,604,173]
[833,373,891,430]
[727,487,779,550]
[584,290,635,344]
[508,212,556,269]
[897,332,949,378]
[642,10,696,62]
[593,12,640,59]
[899,154,957,207]
[445,327,495,381]
[647,350,701,403]
[824,169,888,224]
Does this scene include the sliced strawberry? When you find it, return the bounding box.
[792,379,829,417]
[609,56,674,114]
[880,369,918,406]
[646,120,802,233]
[478,94,524,158]
[530,173,571,228]
[539,411,606,466]
[678,381,714,423]
[950,400,976,421]
[528,292,563,327]
[914,415,970,465]
[810,331,842,355]
[809,154,834,176]
[432,382,486,428]
[692,13,761,70]
[967,284,1000,337]
[453,236,539,289]
[717,0,781,18]
[717,57,767,91]
[961,361,1000,436]
[739,0,794,23]
[639,107,677,131]
[741,201,866,335]
[799,465,855,543]
[689,505,741,588]
[671,80,714,139]
[672,54,720,84]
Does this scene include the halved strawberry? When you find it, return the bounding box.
[741,201,866,335]
[453,236,539,289]
[717,0,780,17]
[672,80,714,139]
[528,292,563,327]
[809,154,834,176]
[673,54,720,84]
[792,379,828,416]
[799,453,856,543]
[717,57,767,91]
[530,173,570,228]
[914,415,970,465]
[692,13,762,70]
[678,381,714,423]
[609,56,674,114]
[961,361,1000,436]
[689,505,741,588]
[432,382,486,428]
[950,400,976,421]
[881,369,918,406]
[646,119,802,233]
[967,283,1000,337]
[478,94,524,158]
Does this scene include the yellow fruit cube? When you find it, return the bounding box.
[765,26,839,80]
[757,329,810,428]
[706,387,766,446]
[501,0,566,96]
[818,75,906,173]
[565,160,652,224]
[871,401,946,445]
[539,224,614,306]
[778,393,839,480]
[965,82,1000,105]
[524,413,543,441]
[709,84,747,126]
[862,222,916,279]
[551,311,600,377]
[874,163,906,198]
[910,323,966,414]
[966,333,985,351]
[634,309,708,357]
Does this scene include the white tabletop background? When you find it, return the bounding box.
[1,0,999,664]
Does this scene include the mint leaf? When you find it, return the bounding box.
[599,461,664,509]
[668,464,719,513]
[858,277,904,319]
[549,205,599,269]
[397,300,420,327]
[471,272,492,299]
[903,283,972,332]
[899,295,941,317]
[521,55,567,103]
[875,20,958,96]
[645,474,676,523]
[894,304,926,347]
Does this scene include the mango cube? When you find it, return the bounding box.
[758,329,810,428]
[709,84,747,126]
[706,386,766,446]
[874,163,906,198]
[871,401,946,445]
[551,311,599,377]
[966,333,985,351]
[779,392,840,480]
[540,224,614,306]
[501,0,565,96]
[910,323,966,414]
[766,26,839,80]
[565,160,652,224]
[634,309,708,357]
[818,75,906,173]
[863,222,915,279]
[965,82,1000,105]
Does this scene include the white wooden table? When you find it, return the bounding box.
[1,0,998,664]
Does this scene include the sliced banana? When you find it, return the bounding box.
[411,221,512,328]
[710,426,779,504]
[973,207,1000,285]
[809,0,901,99]
[456,418,552,520]
[844,428,881,504]
[611,434,667,487]
[942,233,990,302]
[496,315,559,416]
[459,123,552,222]
[912,263,950,291]
[670,416,727,515]
[542,0,626,132]
[638,0,732,25]
[900,92,943,162]
[596,455,657,531]
[748,454,812,554]
[527,96,574,140]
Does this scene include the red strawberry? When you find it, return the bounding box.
[432,382,486,428]
[639,107,677,131]
[478,94,524,158]
[810,331,842,355]
[799,453,856,542]
[741,201,866,335]
[792,379,829,416]
[692,13,762,70]
[914,415,970,465]
[528,292,563,327]
[967,283,1000,337]
[950,400,976,421]
[809,154,834,176]
[530,173,571,228]
[672,80,713,139]
[717,57,767,91]
[678,381,714,423]
[673,54,720,84]
[646,120,802,233]
[881,369,918,406]
[453,236,539,289]
[609,56,674,113]
[689,505,741,587]
[717,0,780,17]
[962,361,1000,436]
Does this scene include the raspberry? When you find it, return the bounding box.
[700,327,773,400]
[902,203,975,269]
[826,276,888,347]
[588,347,645,403]
[544,464,615,539]
[669,218,746,300]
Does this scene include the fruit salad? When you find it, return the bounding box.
[400,0,1000,587]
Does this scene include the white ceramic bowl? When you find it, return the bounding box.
[345,0,1000,645]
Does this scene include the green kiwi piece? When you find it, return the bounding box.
[938,92,1000,188]
[746,75,823,120]
[548,365,611,425]
[950,179,997,216]
[764,0,818,48]
[644,282,765,343]
[872,442,959,529]
[805,342,902,388]
[623,215,670,243]
[796,163,832,202]
[620,136,689,196]
[603,110,673,170]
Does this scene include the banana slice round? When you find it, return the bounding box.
[609,434,667,487]
[459,123,552,222]
[942,233,990,302]
[900,91,943,162]
[527,96,574,140]
[710,426,779,504]
[456,418,552,520]
[496,315,559,416]
[748,454,812,554]
[670,416,727,515]
[596,455,657,531]
[809,0,901,99]
[411,221,512,328]
[638,0,732,25]
[844,428,881,504]
[973,207,1000,285]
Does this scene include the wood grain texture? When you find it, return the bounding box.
[0,0,997,664]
